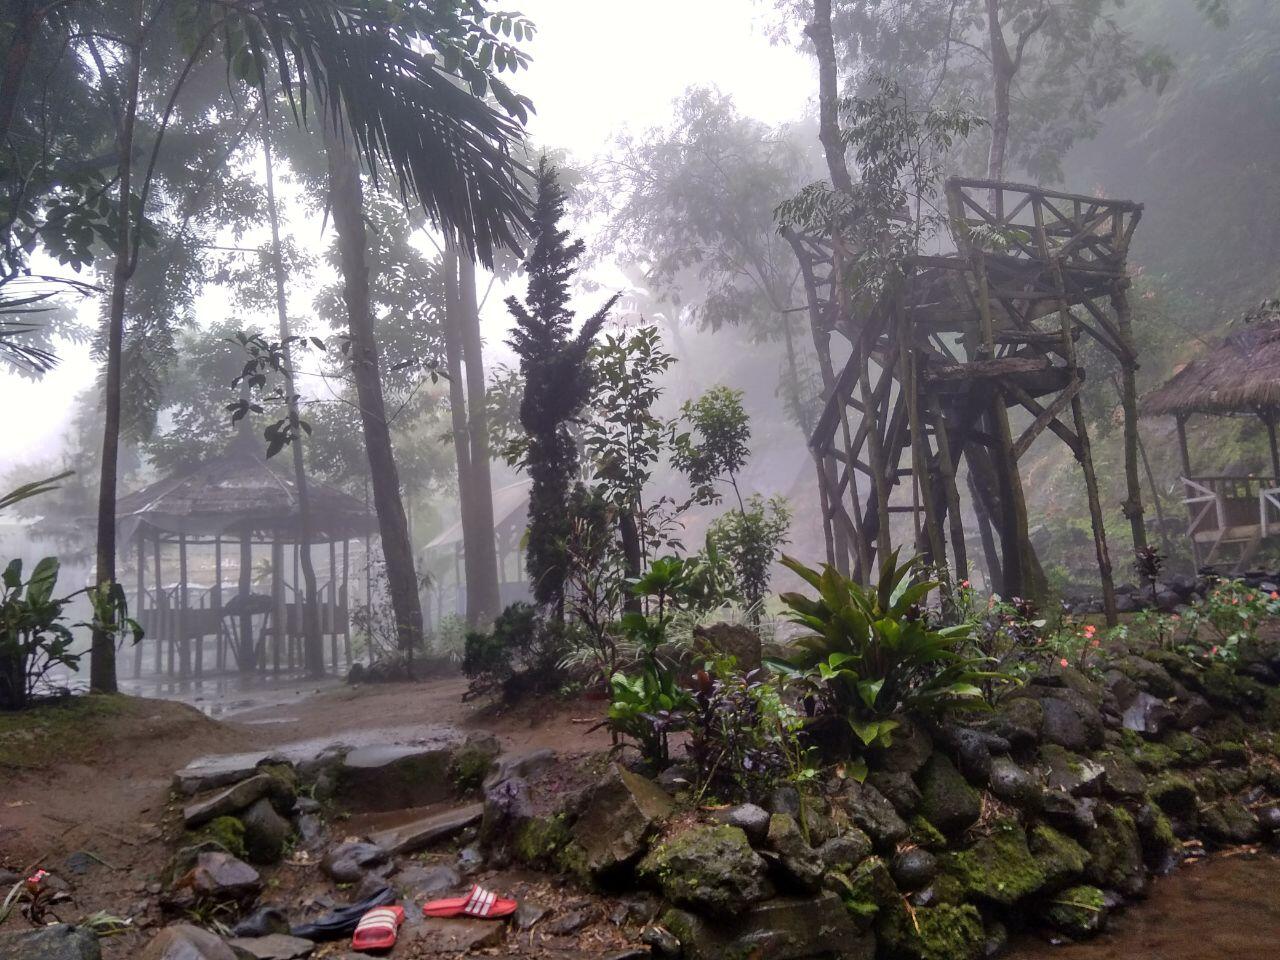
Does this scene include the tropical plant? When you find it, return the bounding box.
[686,664,816,804]
[462,601,569,702]
[771,553,1007,772]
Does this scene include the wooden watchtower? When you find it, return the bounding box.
[793,178,1146,621]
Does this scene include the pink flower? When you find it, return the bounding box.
[1211,646,1219,655]
[1059,658,1069,668]
[1271,591,1279,600]
[1172,614,1181,621]
[1090,638,1100,648]
[961,580,970,589]
[1083,625,1097,638]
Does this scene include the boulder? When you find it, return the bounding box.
[183,775,281,829]
[240,799,292,865]
[984,697,1043,750]
[389,863,461,898]
[1123,692,1176,738]
[177,852,261,906]
[765,814,824,893]
[1098,750,1147,799]
[867,770,921,815]
[1038,692,1104,752]
[369,803,483,856]
[839,781,909,850]
[408,917,506,952]
[1134,803,1182,873]
[890,847,937,891]
[818,831,872,874]
[482,747,557,790]
[226,935,314,959]
[1039,885,1109,939]
[572,764,674,877]
[1039,745,1105,797]
[333,742,459,812]
[876,902,985,960]
[692,622,761,671]
[140,925,236,960]
[916,754,981,836]
[638,825,770,918]
[1040,789,1098,835]
[1028,824,1089,889]
[1085,807,1146,898]
[1200,799,1261,844]
[872,717,934,774]
[1150,773,1198,817]
[0,925,101,960]
[988,756,1039,806]
[942,820,1047,906]
[941,726,1009,783]
[660,892,873,960]
[320,842,389,884]
[717,803,770,843]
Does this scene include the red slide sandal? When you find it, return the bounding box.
[351,905,405,953]
[422,885,518,920]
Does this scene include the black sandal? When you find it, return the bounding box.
[290,885,396,941]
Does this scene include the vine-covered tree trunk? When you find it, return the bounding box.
[442,243,481,626]
[457,253,501,624]
[91,13,142,695]
[323,124,424,661]
[262,110,324,677]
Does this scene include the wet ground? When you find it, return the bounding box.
[1010,852,1280,959]
[119,670,344,719]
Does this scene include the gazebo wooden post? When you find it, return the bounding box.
[177,534,190,678]
[1261,409,1280,479]
[239,530,253,673]
[133,531,145,678]
[290,543,300,671]
[152,532,163,674]
[1175,415,1193,477]
[272,539,285,674]
[328,539,338,671]
[342,539,351,666]
[214,537,224,673]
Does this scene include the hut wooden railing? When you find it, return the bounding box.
[1181,475,1280,569]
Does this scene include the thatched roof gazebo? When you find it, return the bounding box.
[1140,302,1280,568]
[117,435,376,678]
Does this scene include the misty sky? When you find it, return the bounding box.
[2,0,811,467]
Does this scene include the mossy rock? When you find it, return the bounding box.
[907,815,948,851]
[838,855,898,926]
[942,820,1047,907]
[638,824,770,919]
[1210,741,1247,766]
[1135,804,1180,868]
[1120,729,1176,773]
[194,816,248,860]
[916,754,981,836]
[1163,731,1210,767]
[1200,799,1261,844]
[1097,750,1147,798]
[878,902,985,960]
[1028,824,1089,888]
[1198,666,1266,711]
[1149,773,1198,816]
[1039,884,1108,939]
[448,740,500,794]
[512,814,574,869]
[1085,807,1146,897]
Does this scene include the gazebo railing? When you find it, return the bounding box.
[1182,475,1280,569]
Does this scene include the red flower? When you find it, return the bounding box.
[1059,658,1069,668]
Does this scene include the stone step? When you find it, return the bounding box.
[369,803,484,855]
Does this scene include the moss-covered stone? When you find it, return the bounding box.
[1198,666,1266,711]
[1120,729,1176,773]
[1135,805,1180,867]
[839,855,898,926]
[1149,773,1198,816]
[908,815,948,851]
[916,754,981,836]
[1085,807,1146,897]
[1200,799,1261,844]
[1097,750,1147,798]
[1164,731,1210,766]
[194,816,248,860]
[1028,824,1089,888]
[448,743,499,794]
[1210,740,1247,765]
[942,820,1047,906]
[1040,884,1108,939]
[878,902,985,960]
[638,825,770,918]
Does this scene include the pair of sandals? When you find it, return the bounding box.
[350,884,518,952]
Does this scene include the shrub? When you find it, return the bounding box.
[1,557,80,711]
[770,552,1009,775]
[463,602,568,702]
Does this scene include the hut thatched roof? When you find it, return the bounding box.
[1141,303,1280,418]
[117,437,376,544]
[425,479,530,551]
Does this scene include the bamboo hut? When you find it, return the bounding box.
[1140,301,1280,569]
[117,435,376,678]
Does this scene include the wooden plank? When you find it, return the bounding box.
[926,356,1050,382]
[1013,376,1083,459]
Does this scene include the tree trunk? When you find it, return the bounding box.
[457,252,501,624]
[323,124,424,662]
[91,23,142,694]
[441,243,481,626]
[985,0,1014,183]
[806,0,854,194]
[0,0,38,149]
[262,109,325,677]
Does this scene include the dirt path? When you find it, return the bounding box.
[0,676,610,952]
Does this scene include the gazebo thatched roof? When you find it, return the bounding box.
[117,437,376,544]
[1141,303,1280,418]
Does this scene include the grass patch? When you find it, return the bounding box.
[0,694,135,770]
